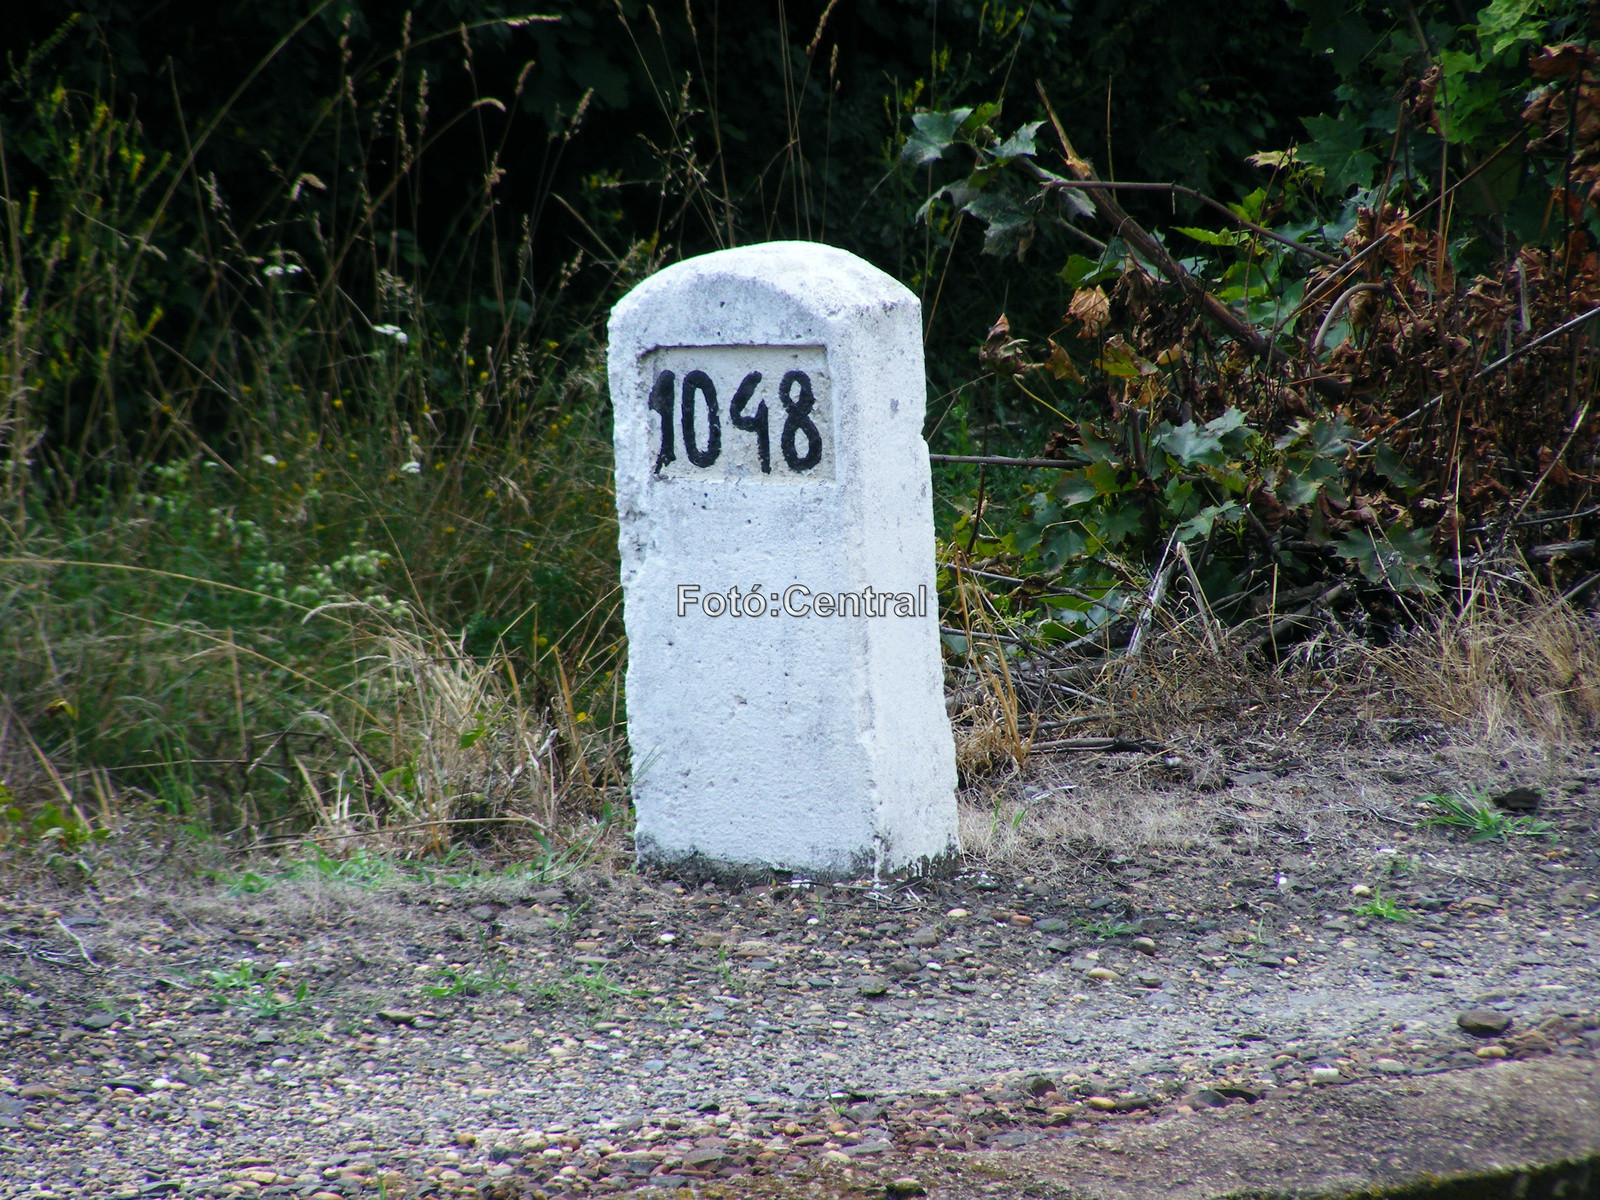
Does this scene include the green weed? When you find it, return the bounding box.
[1353,887,1409,923]
[571,969,645,1003]
[205,869,273,897]
[525,980,565,1007]
[205,962,266,991]
[2,800,110,878]
[1078,917,1143,940]
[422,969,479,998]
[423,938,517,998]
[289,847,393,889]
[1420,792,1553,843]
[1379,853,1416,877]
[204,962,311,1018]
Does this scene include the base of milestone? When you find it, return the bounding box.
[632,833,963,887]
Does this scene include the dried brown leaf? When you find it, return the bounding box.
[1066,286,1111,339]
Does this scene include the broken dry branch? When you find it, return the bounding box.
[1240,583,1350,656]
[1030,736,1164,753]
[930,453,1077,469]
[1527,540,1596,560]
[1124,538,1179,663]
[1035,81,1352,403]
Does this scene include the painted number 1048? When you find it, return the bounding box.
[649,368,823,476]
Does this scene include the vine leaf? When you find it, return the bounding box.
[902,109,972,165]
[1176,226,1251,247]
[991,121,1043,162]
[1299,113,1379,195]
[1335,526,1438,594]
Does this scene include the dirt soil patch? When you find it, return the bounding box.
[1,718,1597,1199]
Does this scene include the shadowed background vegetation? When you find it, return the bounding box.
[1,0,1595,870]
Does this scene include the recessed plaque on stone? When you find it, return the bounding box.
[608,241,958,880]
[642,345,834,481]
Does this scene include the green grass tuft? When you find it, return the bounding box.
[1353,886,1409,923]
[1419,791,1553,843]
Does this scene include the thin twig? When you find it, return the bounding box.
[1032,175,1340,264]
[1465,505,1600,534]
[1174,541,1222,656]
[939,560,1107,604]
[1029,714,1106,731]
[930,453,1076,469]
[1124,535,1178,662]
[941,624,1028,646]
[1312,283,1388,352]
[1474,303,1600,379]
[54,919,99,969]
[1293,687,1340,731]
[1561,571,1600,602]
[1030,736,1164,753]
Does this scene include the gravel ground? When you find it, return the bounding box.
[2,726,1598,1199]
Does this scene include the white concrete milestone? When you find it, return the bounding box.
[608,241,958,879]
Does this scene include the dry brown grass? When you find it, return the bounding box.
[349,625,565,852]
[957,782,1207,869]
[944,562,1032,782]
[1380,577,1600,742]
[948,571,1599,877]
[254,616,629,857]
[0,604,628,873]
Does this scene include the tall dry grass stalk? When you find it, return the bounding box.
[1383,576,1600,741]
[943,551,1031,781]
[356,621,617,854]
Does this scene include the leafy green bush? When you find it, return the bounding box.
[901,0,1600,658]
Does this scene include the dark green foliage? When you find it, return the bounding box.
[898,0,1600,658]
[1,0,1336,454]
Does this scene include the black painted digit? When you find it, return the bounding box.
[728,371,770,474]
[779,369,823,472]
[647,369,675,473]
[681,370,722,468]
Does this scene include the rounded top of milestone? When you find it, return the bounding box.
[609,241,917,333]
